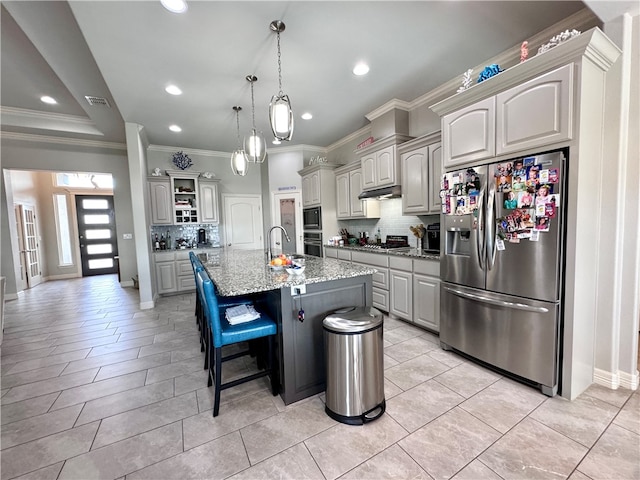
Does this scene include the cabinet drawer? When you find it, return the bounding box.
[372,287,389,312]
[325,247,338,259]
[337,249,352,261]
[351,251,389,267]
[154,252,175,263]
[389,256,412,272]
[176,260,193,277]
[177,275,196,291]
[413,259,440,277]
[371,268,389,290]
[174,250,191,261]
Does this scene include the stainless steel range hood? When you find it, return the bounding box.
[358,185,401,200]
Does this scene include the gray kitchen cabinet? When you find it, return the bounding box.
[301,170,320,207]
[324,247,338,258]
[389,256,412,320]
[198,180,220,224]
[440,64,572,169]
[496,64,572,155]
[299,163,338,215]
[337,249,352,262]
[358,134,413,191]
[352,250,390,312]
[399,132,442,215]
[148,177,173,225]
[335,163,380,219]
[155,257,177,294]
[442,97,496,169]
[428,142,443,213]
[413,273,440,332]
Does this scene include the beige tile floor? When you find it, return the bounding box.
[1,275,638,480]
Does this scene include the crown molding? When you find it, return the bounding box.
[365,99,412,122]
[1,130,126,150]
[411,7,600,112]
[147,144,229,158]
[267,144,328,155]
[326,124,372,152]
[1,106,103,136]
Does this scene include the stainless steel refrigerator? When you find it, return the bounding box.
[439,149,566,396]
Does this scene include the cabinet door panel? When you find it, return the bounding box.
[198,182,219,224]
[443,97,495,168]
[155,262,176,294]
[390,270,412,320]
[336,173,350,218]
[376,146,396,186]
[349,169,365,217]
[401,147,429,214]
[310,172,321,205]
[371,268,389,290]
[372,287,389,312]
[302,176,312,207]
[361,155,377,189]
[413,274,440,332]
[428,142,442,213]
[148,180,172,225]
[497,64,572,155]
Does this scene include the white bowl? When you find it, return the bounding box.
[285,265,305,275]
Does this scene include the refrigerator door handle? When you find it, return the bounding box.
[476,189,485,270]
[486,183,497,270]
[443,286,550,313]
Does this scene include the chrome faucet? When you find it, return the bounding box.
[267,225,291,259]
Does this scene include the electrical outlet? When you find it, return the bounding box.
[291,284,306,296]
[123,233,133,239]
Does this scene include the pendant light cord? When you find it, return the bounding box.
[276,31,283,96]
[250,79,257,131]
[235,109,241,147]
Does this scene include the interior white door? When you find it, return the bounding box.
[271,191,303,254]
[13,205,28,291]
[19,204,43,288]
[222,194,263,250]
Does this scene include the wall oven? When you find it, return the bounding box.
[304,231,323,257]
[303,207,322,230]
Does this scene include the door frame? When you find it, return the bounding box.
[15,203,43,288]
[75,195,119,277]
[271,191,303,254]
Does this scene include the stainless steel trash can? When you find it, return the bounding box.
[323,306,385,425]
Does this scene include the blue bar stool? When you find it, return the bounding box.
[196,269,278,417]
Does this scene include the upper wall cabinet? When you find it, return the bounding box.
[335,162,380,219]
[439,64,573,170]
[496,64,572,155]
[148,177,173,225]
[399,132,442,215]
[357,134,414,191]
[198,180,220,224]
[442,97,496,169]
[298,163,337,209]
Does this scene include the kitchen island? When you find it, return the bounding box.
[202,249,375,404]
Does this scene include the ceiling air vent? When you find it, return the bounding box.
[84,95,110,107]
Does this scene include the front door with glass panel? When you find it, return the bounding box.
[75,195,119,276]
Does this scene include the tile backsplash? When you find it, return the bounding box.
[150,224,220,250]
[337,198,439,244]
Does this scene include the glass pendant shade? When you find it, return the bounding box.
[230,149,248,176]
[243,128,266,163]
[230,106,248,176]
[269,93,294,141]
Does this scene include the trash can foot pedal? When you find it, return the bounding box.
[325,400,386,426]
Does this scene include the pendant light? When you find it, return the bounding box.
[230,106,248,176]
[269,20,294,141]
[243,75,267,163]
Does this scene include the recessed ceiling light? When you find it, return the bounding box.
[169,125,182,132]
[40,95,57,104]
[165,85,182,95]
[161,0,187,13]
[301,112,313,120]
[353,62,370,76]
[272,139,281,145]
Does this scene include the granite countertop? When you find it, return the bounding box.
[325,244,440,261]
[201,249,376,296]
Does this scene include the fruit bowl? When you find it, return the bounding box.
[269,264,284,271]
[285,265,306,275]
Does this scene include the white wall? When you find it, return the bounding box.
[1,138,136,296]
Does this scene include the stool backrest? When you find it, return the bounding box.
[196,269,223,347]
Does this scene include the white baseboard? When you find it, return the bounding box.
[619,370,639,391]
[593,368,639,391]
[5,292,20,301]
[120,280,134,287]
[45,273,81,281]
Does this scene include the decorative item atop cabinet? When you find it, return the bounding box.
[398,131,442,215]
[356,134,413,191]
[335,162,380,219]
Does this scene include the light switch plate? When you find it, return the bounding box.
[123,233,133,239]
